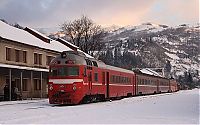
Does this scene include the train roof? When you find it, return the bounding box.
[133,69,168,79]
[90,59,134,74]
[59,51,134,74]
[140,68,163,77]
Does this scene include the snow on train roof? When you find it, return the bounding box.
[107,65,134,74]
[140,68,163,77]
[99,64,134,74]
[0,21,72,52]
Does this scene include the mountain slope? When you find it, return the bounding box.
[101,23,200,81]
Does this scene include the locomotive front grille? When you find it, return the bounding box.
[52,91,72,104]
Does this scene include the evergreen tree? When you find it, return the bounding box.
[104,49,114,65]
[114,47,122,67]
[164,60,172,78]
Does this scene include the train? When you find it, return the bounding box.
[48,51,179,105]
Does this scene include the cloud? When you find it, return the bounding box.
[0,0,62,26]
[0,0,198,28]
[143,0,199,26]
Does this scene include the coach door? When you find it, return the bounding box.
[134,76,137,96]
[106,72,109,99]
[88,72,92,91]
[157,80,159,93]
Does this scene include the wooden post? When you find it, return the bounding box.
[20,71,23,99]
[30,71,33,100]
[9,69,12,101]
[40,72,43,98]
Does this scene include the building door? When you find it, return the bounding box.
[106,72,109,99]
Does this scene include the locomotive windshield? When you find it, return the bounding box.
[50,66,79,77]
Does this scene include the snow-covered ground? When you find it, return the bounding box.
[0,89,199,124]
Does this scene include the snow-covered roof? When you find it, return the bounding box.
[56,38,94,58]
[57,38,79,49]
[0,21,71,52]
[24,27,51,41]
[140,68,163,77]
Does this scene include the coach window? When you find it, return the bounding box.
[117,76,120,83]
[119,76,122,83]
[111,75,113,83]
[129,78,131,83]
[110,75,112,83]
[112,75,115,83]
[94,73,98,82]
[122,77,125,83]
[144,79,147,85]
[142,79,144,84]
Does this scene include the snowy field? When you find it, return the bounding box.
[0,89,199,124]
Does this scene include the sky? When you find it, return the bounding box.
[0,0,199,28]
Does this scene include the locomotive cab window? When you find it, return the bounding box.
[92,61,98,67]
[50,66,79,76]
[84,67,87,77]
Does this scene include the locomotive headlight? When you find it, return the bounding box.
[72,85,76,91]
[49,84,53,90]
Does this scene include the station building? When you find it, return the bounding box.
[0,21,90,100]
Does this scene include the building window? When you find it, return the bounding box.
[34,53,42,65]
[34,53,38,64]
[23,51,27,63]
[15,49,20,62]
[39,54,42,65]
[34,79,41,90]
[23,79,28,91]
[6,47,11,61]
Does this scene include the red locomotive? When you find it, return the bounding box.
[48,51,179,104]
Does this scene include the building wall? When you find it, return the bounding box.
[0,38,60,99]
[0,38,58,68]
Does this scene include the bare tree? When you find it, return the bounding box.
[61,15,107,55]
